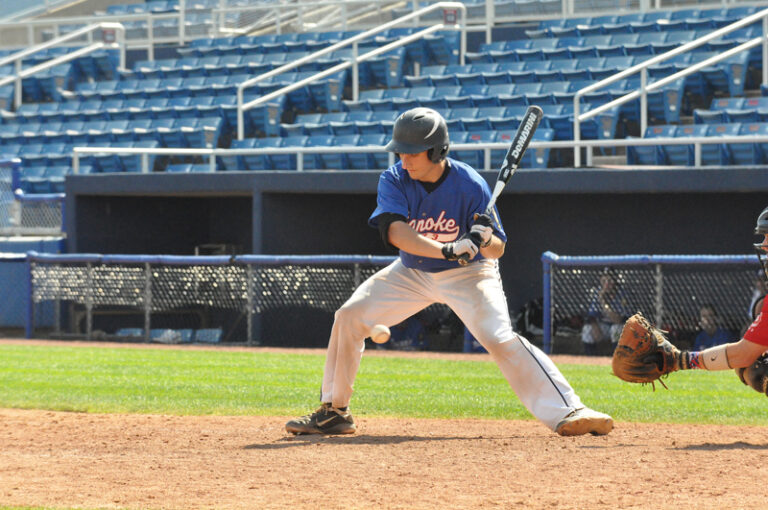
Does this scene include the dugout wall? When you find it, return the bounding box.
[65,168,768,315]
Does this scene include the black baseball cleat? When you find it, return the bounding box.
[555,407,613,436]
[285,403,356,435]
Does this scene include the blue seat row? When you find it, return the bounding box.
[221,134,390,171]
[536,6,758,30]
[526,16,750,39]
[468,29,758,63]
[284,103,616,142]
[220,127,556,171]
[3,95,283,138]
[64,72,343,114]
[1,117,223,152]
[627,122,768,166]
[16,139,162,175]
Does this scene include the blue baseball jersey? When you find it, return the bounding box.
[368,157,506,272]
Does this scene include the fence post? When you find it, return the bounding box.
[85,262,93,340]
[25,255,33,339]
[353,263,361,288]
[541,252,554,354]
[654,263,663,326]
[246,263,254,346]
[144,262,152,342]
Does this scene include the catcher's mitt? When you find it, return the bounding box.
[735,353,768,396]
[612,312,684,388]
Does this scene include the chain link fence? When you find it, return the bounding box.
[542,252,761,354]
[0,158,64,236]
[26,253,463,349]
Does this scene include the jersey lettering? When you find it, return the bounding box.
[408,210,459,243]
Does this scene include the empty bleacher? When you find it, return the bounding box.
[1,2,767,193]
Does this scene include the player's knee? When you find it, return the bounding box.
[334,302,366,329]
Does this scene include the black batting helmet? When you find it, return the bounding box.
[384,107,449,163]
[755,206,768,235]
[754,206,768,282]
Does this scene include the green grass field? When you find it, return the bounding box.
[0,343,765,425]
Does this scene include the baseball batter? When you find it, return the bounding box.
[286,108,613,436]
[612,206,768,394]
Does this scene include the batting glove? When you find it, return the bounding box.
[442,234,479,261]
[470,213,494,248]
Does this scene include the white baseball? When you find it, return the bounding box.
[369,324,390,344]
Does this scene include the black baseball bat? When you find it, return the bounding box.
[458,105,543,265]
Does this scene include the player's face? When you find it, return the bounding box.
[399,151,443,182]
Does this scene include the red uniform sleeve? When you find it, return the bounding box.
[744,296,768,347]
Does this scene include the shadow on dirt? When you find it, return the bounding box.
[678,441,768,451]
[244,434,523,449]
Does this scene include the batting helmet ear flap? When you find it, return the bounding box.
[428,143,449,164]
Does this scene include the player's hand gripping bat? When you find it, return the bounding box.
[457,105,543,265]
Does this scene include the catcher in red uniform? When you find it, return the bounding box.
[612,206,768,395]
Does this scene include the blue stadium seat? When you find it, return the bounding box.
[662,124,706,166]
[693,109,726,124]
[276,135,308,170]
[724,108,760,124]
[320,134,359,169]
[219,138,249,170]
[353,133,388,170]
[702,123,740,165]
[731,123,768,165]
[626,125,671,165]
[646,79,685,124]
[166,163,193,173]
[247,137,281,170]
[700,52,749,97]
[452,130,493,168]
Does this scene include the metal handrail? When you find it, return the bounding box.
[0,22,125,109]
[235,1,467,140]
[0,12,178,58]
[72,134,768,173]
[212,0,392,36]
[572,6,768,166]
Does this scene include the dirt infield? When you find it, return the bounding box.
[1,341,767,509]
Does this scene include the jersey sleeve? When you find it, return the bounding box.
[368,169,409,228]
[472,180,507,243]
[743,296,768,347]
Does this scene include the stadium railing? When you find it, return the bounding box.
[0,10,180,58]
[541,251,759,354]
[71,131,768,173]
[0,22,126,109]
[572,6,768,166]
[211,0,395,37]
[236,1,468,140]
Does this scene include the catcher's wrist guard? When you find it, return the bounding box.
[612,312,684,389]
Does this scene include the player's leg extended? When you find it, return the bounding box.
[436,260,588,430]
[322,259,432,408]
